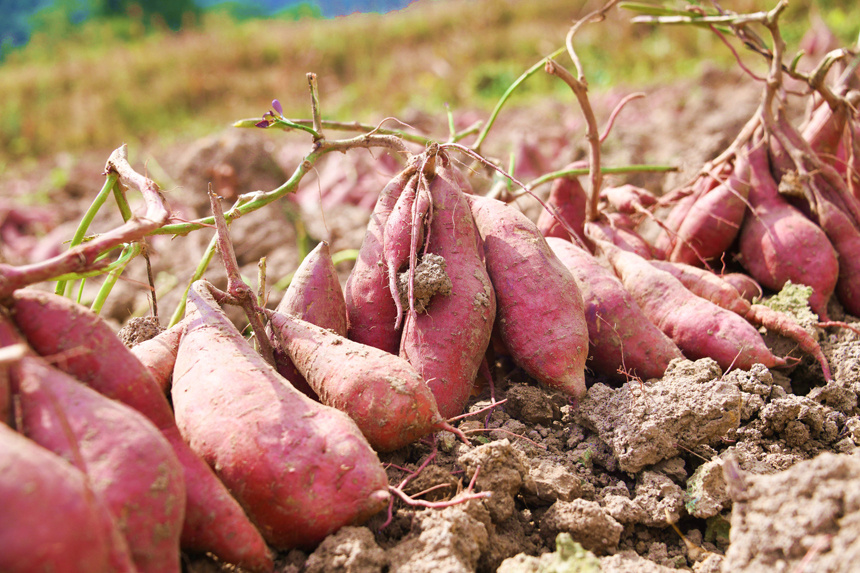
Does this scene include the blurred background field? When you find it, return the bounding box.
[2,0,858,174]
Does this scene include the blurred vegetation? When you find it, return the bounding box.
[0,0,858,169]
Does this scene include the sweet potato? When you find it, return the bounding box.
[268,241,347,399]
[269,308,455,451]
[649,259,831,380]
[600,184,657,214]
[129,317,189,394]
[8,288,273,573]
[0,423,138,573]
[399,158,496,418]
[345,164,417,354]
[598,240,788,372]
[738,142,839,319]
[668,153,751,265]
[468,193,588,398]
[536,166,588,243]
[383,171,431,327]
[720,272,762,302]
[769,118,860,317]
[586,213,654,259]
[546,237,682,381]
[14,355,186,573]
[653,176,718,257]
[173,281,389,548]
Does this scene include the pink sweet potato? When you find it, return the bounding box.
[383,171,431,327]
[536,165,588,243]
[738,143,839,319]
[586,214,655,260]
[649,259,832,380]
[598,240,788,372]
[173,281,389,549]
[600,184,657,214]
[0,423,138,573]
[269,308,453,451]
[8,289,273,573]
[399,158,496,418]
[129,317,189,394]
[547,237,683,381]
[345,164,416,354]
[654,176,718,258]
[14,355,186,573]
[720,272,763,302]
[668,153,751,266]
[468,194,589,398]
[268,241,347,399]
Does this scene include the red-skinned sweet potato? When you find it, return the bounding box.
[8,289,273,573]
[14,355,186,573]
[345,164,417,354]
[669,153,751,266]
[173,281,389,549]
[649,259,832,380]
[586,214,655,260]
[269,308,455,451]
[468,194,589,398]
[399,157,496,418]
[0,423,138,573]
[129,317,189,394]
[383,172,432,327]
[720,272,763,302]
[268,241,347,400]
[600,184,657,214]
[598,240,788,372]
[738,142,839,319]
[536,165,589,243]
[546,237,683,381]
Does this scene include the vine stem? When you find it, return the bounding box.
[0,144,170,302]
[152,132,411,238]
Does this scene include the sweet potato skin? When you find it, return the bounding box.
[8,289,273,573]
[600,241,787,372]
[345,166,416,353]
[399,160,496,418]
[649,259,831,380]
[130,317,188,394]
[269,241,347,399]
[738,144,839,319]
[468,194,589,398]
[173,281,389,549]
[0,423,137,573]
[15,355,186,573]
[547,237,682,381]
[536,167,588,243]
[270,309,447,451]
[669,155,751,265]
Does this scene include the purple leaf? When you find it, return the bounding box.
[255,120,271,128]
[272,99,283,116]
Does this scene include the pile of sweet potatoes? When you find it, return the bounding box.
[2,8,859,569]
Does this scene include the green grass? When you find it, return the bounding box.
[1,0,858,169]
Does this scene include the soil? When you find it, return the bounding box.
[2,67,859,572]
